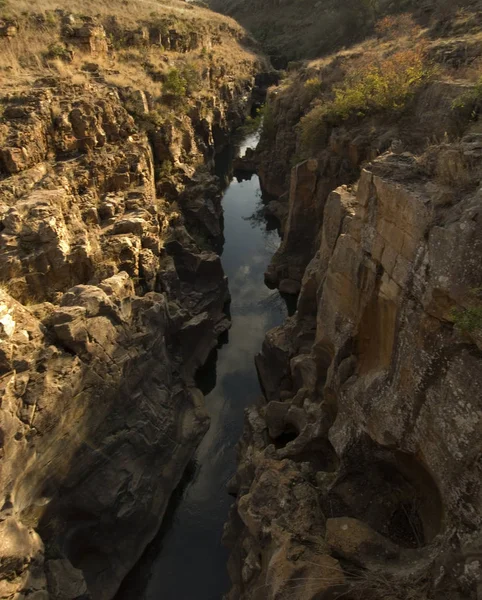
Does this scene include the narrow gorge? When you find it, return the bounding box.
[1,1,482,600]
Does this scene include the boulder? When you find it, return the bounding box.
[326,517,400,565]
[46,559,90,600]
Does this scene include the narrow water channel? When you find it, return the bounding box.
[117,134,287,599]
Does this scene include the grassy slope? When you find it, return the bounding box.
[208,0,482,60]
[251,0,482,201]
[0,0,260,93]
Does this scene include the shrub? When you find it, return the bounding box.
[162,64,201,105]
[300,105,329,153]
[240,108,263,135]
[303,77,323,102]
[452,77,482,123]
[43,43,72,63]
[331,46,430,118]
[375,14,421,39]
[163,68,187,100]
[181,63,201,95]
[156,159,173,180]
[44,10,58,27]
[300,44,431,152]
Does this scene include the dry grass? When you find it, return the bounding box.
[0,22,56,81]
[1,0,238,27]
[345,567,431,600]
[0,0,259,96]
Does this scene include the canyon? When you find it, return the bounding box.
[0,2,265,598]
[1,1,482,600]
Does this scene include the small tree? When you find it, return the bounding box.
[163,68,187,97]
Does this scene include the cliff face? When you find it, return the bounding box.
[225,9,482,600]
[226,147,482,600]
[0,4,262,599]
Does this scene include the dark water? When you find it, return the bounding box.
[117,136,287,600]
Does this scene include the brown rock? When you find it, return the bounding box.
[279,278,301,295]
[326,517,400,565]
[46,559,89,600]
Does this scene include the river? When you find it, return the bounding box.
[116,133,287,599]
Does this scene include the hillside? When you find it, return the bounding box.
[208,0,482,61]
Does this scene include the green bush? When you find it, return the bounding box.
[156,159,173,180]
[299,104,329,154]
[166,69,186,94]
[44,10,58,27]
[162,65,201,105]
[181,63,201,95]
[300,45,431,152]
[240,108,264,135]
[303,77,323,102]
[43,43,72,62]
[452,78,482,123]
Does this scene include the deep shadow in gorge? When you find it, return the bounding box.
[116,135,287,600]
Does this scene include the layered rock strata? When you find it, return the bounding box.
[0,13,262,599]
[225,147,482,600]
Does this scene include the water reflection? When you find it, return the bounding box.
[117,153,285,600]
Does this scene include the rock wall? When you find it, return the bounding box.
[0,15,262,597]
[260,76,474,295]
[225,144,482,599]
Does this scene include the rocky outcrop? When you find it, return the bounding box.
[62,18,109,56]
[0,7,261,597]
[0,86,229,598]
[260,73,474,293]
[225,145,482,599]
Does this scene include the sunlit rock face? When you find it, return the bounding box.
[0,6,262,597]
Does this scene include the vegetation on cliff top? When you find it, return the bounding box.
[0,0,257,90]
[255,0,482,171]
[0,0,261,187]
[300,31,433,153]
[208,0,477,61]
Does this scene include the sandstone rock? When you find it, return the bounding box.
[290,353,317,391]
[228,146,482,600]
[0,20,18,38]
[265,545,345,600]
[63,21,109,55]
[237,459,327,542]
[326,517,400,565]
[0,518,43,577]
[0,15,261,599]
[265,198,289,232]
[255,322,294,400]
[0,37,258,599]
[46,559,90,600]
[228,459,345,599]
[267,159,322,287]
[278,278,300,295]
[178,311,216,374]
